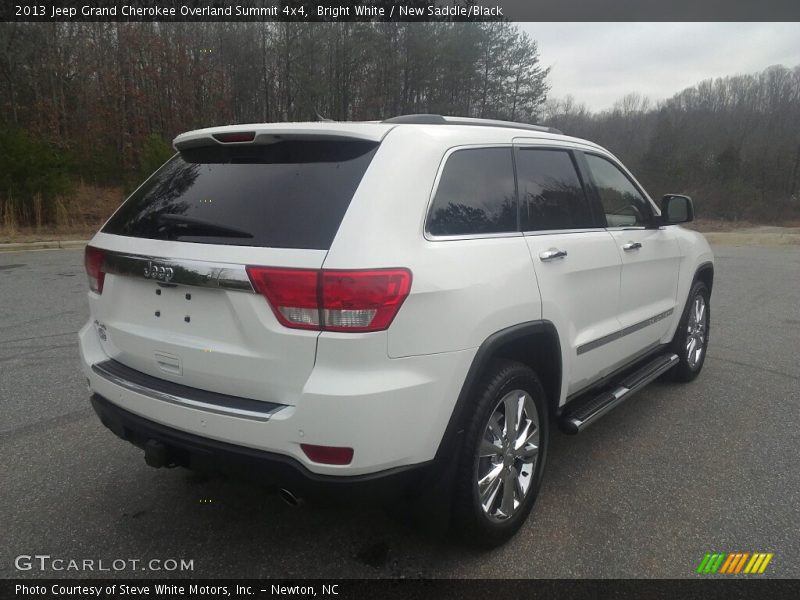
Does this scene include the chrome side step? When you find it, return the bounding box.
[560,353,679,434]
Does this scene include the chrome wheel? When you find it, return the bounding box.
[686,293,708,369]
[476,389,540,521]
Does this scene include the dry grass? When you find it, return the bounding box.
[687,218,800,232]
[702,229,800,246]
[0,183,123,243]
[686,219,756,232]
[688,219,800,245]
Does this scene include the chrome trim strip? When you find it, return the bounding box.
[425,231,523,241]
[92,362,283,422]
[102,250,255,292]
[426,228,609,242]
[512,137,603,153]
[576,308,674,355]
[523,228,601,236]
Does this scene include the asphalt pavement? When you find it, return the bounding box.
[1,245,798,578]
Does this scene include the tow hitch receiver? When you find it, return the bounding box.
[144,439,172,468]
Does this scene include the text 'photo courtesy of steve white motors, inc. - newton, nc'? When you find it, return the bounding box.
[25,3,505,18]
[15,583,339,598]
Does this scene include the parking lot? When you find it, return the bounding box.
[1,244,798,578]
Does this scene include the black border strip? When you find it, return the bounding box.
[3,579,800,599]
[3,1,800,22]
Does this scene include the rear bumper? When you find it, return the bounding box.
[79,319,476,477]
[90,393,431,499]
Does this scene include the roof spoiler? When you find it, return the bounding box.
[173,124,391,151]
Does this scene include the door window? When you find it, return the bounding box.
[516,148,595,231]
[584,154,650,227]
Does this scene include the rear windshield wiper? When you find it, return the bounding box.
[156,214,253,239]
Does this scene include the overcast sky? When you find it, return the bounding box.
[519,23,800,112]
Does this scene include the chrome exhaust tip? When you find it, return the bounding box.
[278,488,304,507]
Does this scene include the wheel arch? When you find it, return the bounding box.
[695,261,714,295]
[668,260,714,348]
[432,321,562,466]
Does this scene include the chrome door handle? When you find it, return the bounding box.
[539,248,568,261]
[622,241,642,251]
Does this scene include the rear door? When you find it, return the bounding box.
[580,152,681,356]
[88,137,380,405]
[515,144,624,397]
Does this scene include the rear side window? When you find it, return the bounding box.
[102,140,379,249]
[427,148,516,236]
[516,148,594,231]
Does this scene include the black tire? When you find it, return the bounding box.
[452,359,549,547]
[669,280,710,382]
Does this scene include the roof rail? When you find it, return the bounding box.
[382,114,563,135]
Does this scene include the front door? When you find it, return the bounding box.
[581,152,681,359]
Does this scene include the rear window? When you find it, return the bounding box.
[102,140,379,249]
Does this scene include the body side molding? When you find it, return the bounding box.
[577,308,674,355]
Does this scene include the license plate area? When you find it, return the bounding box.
[150,283,203,327]
[103,276,241,348]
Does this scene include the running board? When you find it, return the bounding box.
[560,353,679,434]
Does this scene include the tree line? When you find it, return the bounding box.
[0,21,548,227]
[1,22,798,229]
[543,65,800,222]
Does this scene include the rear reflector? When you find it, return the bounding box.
[84,245,106,294]
[246,267,411,333]
[213,131,256,143]
[300,444,354,465]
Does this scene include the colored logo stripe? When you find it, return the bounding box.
[698,552,773,574]
[719,553,749,574]
[718,553,736,573]
[744,553,773,574]
[697,553,725,573]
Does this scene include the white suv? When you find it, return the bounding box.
[80,115,714,545]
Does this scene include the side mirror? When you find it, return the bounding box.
[660,194,694,224]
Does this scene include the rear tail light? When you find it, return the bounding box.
[321,270,412,332]
[300,444,354,465]
[246,267,411,333]
[84,245,106,294]
[245,268,320,330]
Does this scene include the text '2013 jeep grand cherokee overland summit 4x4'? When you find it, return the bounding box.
[80,115,714,545]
